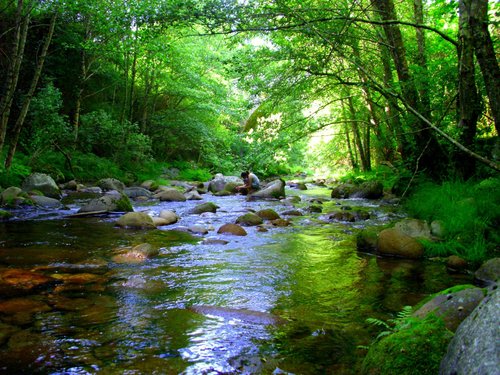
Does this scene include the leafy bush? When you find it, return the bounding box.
[404,178,500,264]
[0,153,31,187]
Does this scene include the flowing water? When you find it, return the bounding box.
[0,186,471,374]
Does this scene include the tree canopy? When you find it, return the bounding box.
[0,0,498,185]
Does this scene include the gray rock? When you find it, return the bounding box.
[439,287,499,375]
[115,212,156,229]
[394,218,432,240]
[474,258,500,287]
[21,173,61,199]
[413,286,485,332]
[208,175,243,193]
[78,194,132,213]
[124,187,152,199]
[0,187,24,205]
[247,179,286,200]
[31,196,63,208]
[189,202,219,215]
[98,178,125,192]
[153,188,187,202]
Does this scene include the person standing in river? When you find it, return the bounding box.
[236,171,260,195]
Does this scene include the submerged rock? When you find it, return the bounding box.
[189,305,285,325]
[0,269,58,296]
[112,243,159,264]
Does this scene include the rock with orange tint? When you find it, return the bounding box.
[0,298,51,315]
[217,223,247,236]
[0,269,58,296]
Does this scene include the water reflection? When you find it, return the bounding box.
[0,190,472,374]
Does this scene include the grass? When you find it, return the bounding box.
[404,177,500,265]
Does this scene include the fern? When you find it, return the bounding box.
[365,306,413,345]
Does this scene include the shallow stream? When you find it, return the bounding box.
[0,186,471,374]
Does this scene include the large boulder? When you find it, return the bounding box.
[208,174,243,194]
[331,183,355,199]
[247,179,286,200]
[413,285,486,332]
[21,173,61,199]
[78,193,133,213]
[153,188,187,202]
[351,181,384,199]
[377,228,424,259]
[331,181,383,199]
[439,288,499,375]
[115,212,155,229]
[474,258,500,286]
[98,178,125,192]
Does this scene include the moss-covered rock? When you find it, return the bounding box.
[361,315,453,375]
[0,209,13,220]
[357,227,382,254]
[236,212,264,226]
[257,209,281,220]
[188,202,219,215]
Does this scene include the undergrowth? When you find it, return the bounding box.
[404,177,500,264]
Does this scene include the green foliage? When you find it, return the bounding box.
[361,315,453,375]
[0,153,31,187]
[404,178,500,264]
[70,152,128,183]
[24,83,72,153]
[78,111,152,167]
[364,306,414,344]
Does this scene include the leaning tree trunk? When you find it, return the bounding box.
[5,12,57,169]
[0,1,30,154]
[466,0,500,134]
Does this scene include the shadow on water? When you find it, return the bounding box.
[0,187,472,374]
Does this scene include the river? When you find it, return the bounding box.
[0,185,471,374]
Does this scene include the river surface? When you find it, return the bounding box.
[0,185,471,374]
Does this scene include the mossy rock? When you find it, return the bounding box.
[256,209,280,221]
[236,213,264,226]
[357,227,382,253]
[115,194,133,212]
[361,315,453,375]
[189,202,219,215]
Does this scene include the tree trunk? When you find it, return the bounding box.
[5,12,57,169]
[454,0,482,178]
[413,0,431,121]
[348,95,370,171]
[466,0,500,134]
[373,0,446,178]
[0,0,29,154]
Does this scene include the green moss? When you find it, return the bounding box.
[0,209,13,220]
[412,284,480,311]
[116,194,133,212]
[361,315,453,375]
